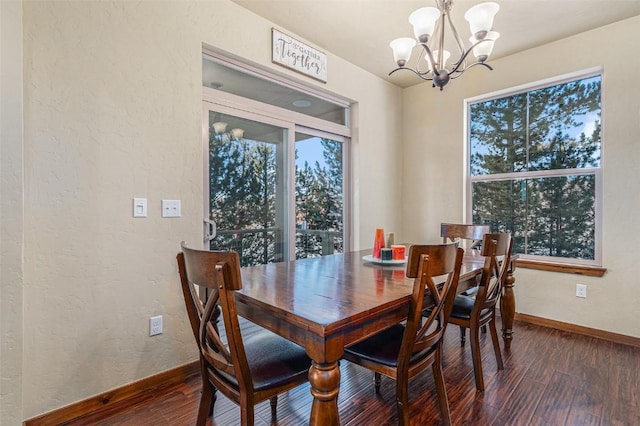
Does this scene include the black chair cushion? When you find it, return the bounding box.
[344,324,436,368]
[246,329,311,391]
[461,286,478,297]
[216,328,310,392]
[450,294,491,320]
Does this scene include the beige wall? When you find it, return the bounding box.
[402,16,640,338]
[5,0,639,422]
[3,0,404,421]
[1,1,25,425]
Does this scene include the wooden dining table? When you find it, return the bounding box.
[235,248,516,426]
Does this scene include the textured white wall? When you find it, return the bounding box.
[402,16,640,338]
[18,0,403,420]
[15,1,639,422]
[1,2,25,425]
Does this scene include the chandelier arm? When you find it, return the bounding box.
[446,9,467,67]
[437,11,446,69]
[449,45,478,74]
[449,61,494,79]
[420,44,440,76]
[409,44,432,76]
[388,66,435,82]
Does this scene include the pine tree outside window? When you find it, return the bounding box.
[467,70,602,266]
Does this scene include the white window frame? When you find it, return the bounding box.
[464,67,603,267]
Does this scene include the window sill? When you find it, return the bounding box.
[515,259,606,277]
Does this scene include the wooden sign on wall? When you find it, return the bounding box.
[272,28,327,83]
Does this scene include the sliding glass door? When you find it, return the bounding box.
[202,53,351,267]
[204,105,349,267]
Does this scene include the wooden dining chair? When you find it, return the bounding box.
[441,223,490,250]
[177,242,311,426]
[448,233,513,392]
[342,243,464,426]
[441,222,490,303]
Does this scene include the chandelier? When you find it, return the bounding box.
[389,0,500,90]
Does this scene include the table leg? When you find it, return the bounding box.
[308,360,341,426]
[500,262,516,351]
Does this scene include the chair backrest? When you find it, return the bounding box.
[177,242,253,395]
[475,233,513,311]
[399,243,464,371]
[441,223,490,250]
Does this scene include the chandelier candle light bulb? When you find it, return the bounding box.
[470,31,500,62]
[464,2,500,39]
[389,0,500,90]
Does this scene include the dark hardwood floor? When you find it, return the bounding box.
[64,320,640,425]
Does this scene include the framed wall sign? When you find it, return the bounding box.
[272,28,327,83]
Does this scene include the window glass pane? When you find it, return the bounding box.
[295,133,344,259]
[526,175,595,259]
[469,93,527,176]
[528,76,601,171]
[472,179,527,254]
[472,175,596,260]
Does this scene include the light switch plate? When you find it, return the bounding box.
[133,198,147,217]
[162,199,181,218]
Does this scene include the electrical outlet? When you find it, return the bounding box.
[576,284,587,298]
[150,315,163,336]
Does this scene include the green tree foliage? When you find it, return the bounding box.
[470,93,528,252]
[471,76,601,260]
[209,133,344,265]
[208,135,277,266]
[295,139,344,259]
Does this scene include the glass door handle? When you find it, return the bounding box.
[204,218,217,242]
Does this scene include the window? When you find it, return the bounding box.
[467,70,602,266]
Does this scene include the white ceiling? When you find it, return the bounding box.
[231,0,640,88]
